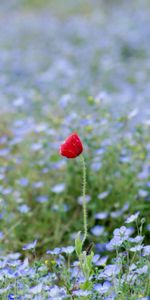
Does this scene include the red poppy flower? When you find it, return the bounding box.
[59,132,83,159]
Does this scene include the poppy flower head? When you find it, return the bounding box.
[59,132,83,159]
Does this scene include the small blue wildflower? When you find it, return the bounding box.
[18,178,29,187]
[18,258,29,271]
[128,108,138,119]
[94,212,108,220]
[22,240,37,251]
[0,148,10,157]
[34,123,48,133]
[107,226,132,250]
[91,225,105,236]
[46,247,61,255]
[30,283,43,294]
[0,174,5,180]
[106,236,123,250]
[125,212,140,223]
[18,204,30,214]
[91,161,102,171]
[122,202,129,212]
[92,254,108,266]
[137,298,150,300]
[95,243,107,253]
[136,265,148,274]
[8,294,15,300]
[31,143,42,152]
[77,195,91,205]
[32,181,44,189]
[51,160,66,170]
[129,235,144,243]
[110,209,123,218]
[92,254,100,264]
[129,263,137,271]
[143,245,150,256]
[138,189,149,198]
[13,97,24,107]
[3,188,12,195]
[61,246,74,254]
[52,204,69,212]
[138,170,149,180]
[0,260,7,268]
[0,232,4,240]
[113,226,132,241]
[98,191,109,200]
[120,155,131,163]
[36,195,48,203]
[130,245,143,252]
[51,183,65,193]
[7,253,21,260]
[94,281,111,294]
[72,290,91,296]
[97,256,108,266]
[146,224,150,231]
[59,94,71,108]
[99,264,121,279]
[48,285,67,298]
[7,260,21,267]
[95,148,105,156]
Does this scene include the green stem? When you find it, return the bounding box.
[81,155,88,245]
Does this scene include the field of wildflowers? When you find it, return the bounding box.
[0,0,150,299]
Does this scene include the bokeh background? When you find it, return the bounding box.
[0,0,150,256]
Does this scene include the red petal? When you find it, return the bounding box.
[59,132,83,159]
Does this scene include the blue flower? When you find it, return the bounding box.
[48,285,67,298]
[99,264,121,279]
[8,294,15,300]
[136,265,148,274]
[72,290,91,296]
[138,189,148,198]
[46,247,61,255]
[18,178,29,187]
[51,183,65,193]
[61,246,74,254]
[94,281,111,294]
[22,240,37,251]
[125,212,140,223]
[36,195,48,203]
[143,246,150,256]
[113,226,132,241]
[129,235,144,243]
[18,204,30,214]
[91,225,105,236]
[30,283,43,294]
[77,195,91,205]
[94,212,108,220]
[98,191,109,200]
[130,245,143,252]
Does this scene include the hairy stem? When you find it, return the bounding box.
[81,155,88,245]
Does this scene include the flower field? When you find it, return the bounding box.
[0,0,150,299]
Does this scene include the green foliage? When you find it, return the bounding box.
[75,231,82,256]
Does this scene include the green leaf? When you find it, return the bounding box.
[75,231,82,256]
